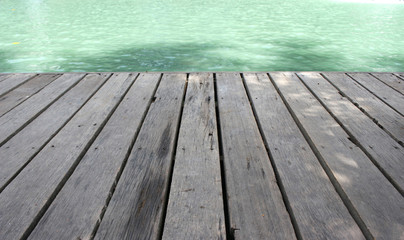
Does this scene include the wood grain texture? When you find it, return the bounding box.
[215,73,296,240]
[0,73,37,97]
[299,72,404,192]
[0,72,402,239]
[323,72,404,145]
[162,73,226,240]
[0,74,11,82]
[94,73,186,240]
[28,73,159,240]
[246,73,364,239]
[280,72,404,239]
[371,73,404,95]
[0,73,135,240]
[394,73,404,80]
[0,74,59,117]
[0,73,84,146]
[0,73,109,190]
[348,73,404,115]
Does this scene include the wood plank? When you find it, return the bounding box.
[28,73,160,240]
[371,73,404,95]
[0,74,59,117]
[0,73,37,97]
[348,73,404,115]
[162,73,226,239]
[0,73,109,191]
[94,73,186,240]
[323,72,404,145]
[0,73,136,240]
[215,73,296,240]
[298,72,404,192]
[394,72,404,80]
[0,73,85,146]
[271,72,404,239]
[0,74,11,82]
[245,73,364,239]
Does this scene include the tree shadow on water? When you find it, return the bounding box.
[59,43,241,72]
[0,51,15,73]
[1,38,403,72]
[265,39,346,71]
[60,39,348,72]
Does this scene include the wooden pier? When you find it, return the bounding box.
[0,72,403,239]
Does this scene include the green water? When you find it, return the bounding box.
[1,0,403,72]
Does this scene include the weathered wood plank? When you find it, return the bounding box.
[94,73,186,240]
[394,73,404,80]
[0,74,59,117]
[274,72,404,239]
[0,73,135,240]
[162,73,226,239]
[0,73,37,97]
[348,73,404,115]
[0,74,11,82]
[0,73,109,190]
[371,73,404,95]
[215,73,296,240]
[0,73,85,146]
[28,73,160,240]
[323,72,404,145]
[299,72,404,192]
[245,73,364,239]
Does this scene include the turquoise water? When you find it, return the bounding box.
[1,0,403,72]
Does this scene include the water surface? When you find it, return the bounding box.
[1,0,403,72]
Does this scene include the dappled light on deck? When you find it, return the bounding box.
[0,72,403,239]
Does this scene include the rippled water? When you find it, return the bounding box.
[1,0,403,72]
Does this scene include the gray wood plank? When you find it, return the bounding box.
[162,73,226,239]
[299,72,404,192]
[348,73,404,115]
[0,73,85,146]
[0,73,136,240]
[94,73,186,240]
[0,74,59,117]
[245,73,364,239]
[371,73,404,95]
[0,73,37,97]
[0,74,11,82]
[394,73,404,80]
[215,73,296,240]
[28,73,160,240]
[323,72,404,145]
[0,73,109,191]
[272,72,404,239]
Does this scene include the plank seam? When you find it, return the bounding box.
[0,74,84,148]
[369,73,404,96]
[0,74,11,83]
[0,73,112,194]
[321,73,404,148]
[158,73,189,240]
[213,73,232,240]
[268,73,374,239]
[393,73,404,81]
[21,73,140,240]
[0,74,39,98]
[240,73,302,240]
[89,73,162,240]
[346,73,404,117]
[0,74,60,118]
[300,73,404,196]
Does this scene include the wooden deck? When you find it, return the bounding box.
[0,72,403,240]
